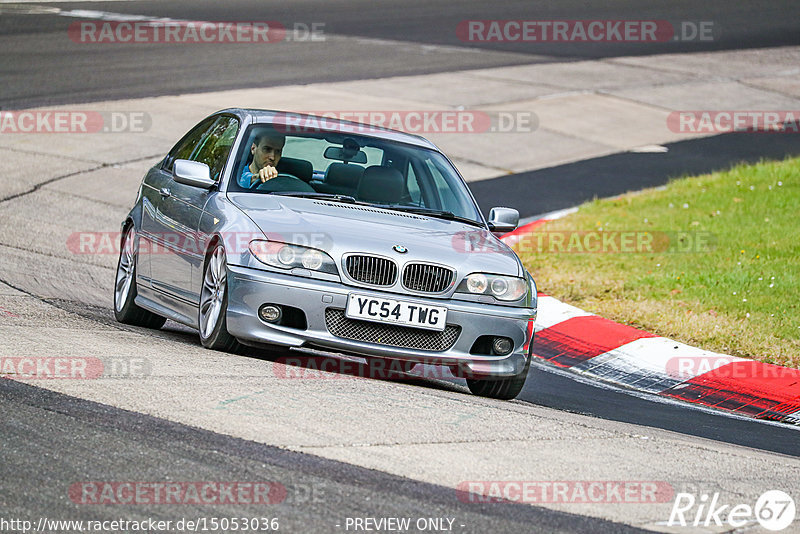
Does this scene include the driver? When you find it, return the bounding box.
[238,132,286,188]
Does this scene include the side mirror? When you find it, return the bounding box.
[487,207,519,233]
[173,159,215,189]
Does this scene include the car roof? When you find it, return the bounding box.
[219,108,440,150]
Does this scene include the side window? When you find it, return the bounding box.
[166,117,216,170]
[192,117,240,182]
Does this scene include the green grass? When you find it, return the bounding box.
[516,156,800,367]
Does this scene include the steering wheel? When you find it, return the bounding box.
[255,173,316,193]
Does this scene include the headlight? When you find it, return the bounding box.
[457,273,528,301]
[249,240,338,274]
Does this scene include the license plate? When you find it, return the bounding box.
[345,294,448,332]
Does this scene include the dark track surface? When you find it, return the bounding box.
[0,378,644,533]
[470,130,800,219]
[1,0,799,108]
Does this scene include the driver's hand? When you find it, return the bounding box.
[255,165,279,183]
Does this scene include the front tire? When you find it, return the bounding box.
[466,350,531,400]
[113,226,166,329]
[199,245,244,353]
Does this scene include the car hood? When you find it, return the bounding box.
[228,193,523,277]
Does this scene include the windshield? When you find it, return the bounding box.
[229,124,484,225]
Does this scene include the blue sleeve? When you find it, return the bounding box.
[238,167,256,188]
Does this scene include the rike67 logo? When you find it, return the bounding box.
[669,490,796,531]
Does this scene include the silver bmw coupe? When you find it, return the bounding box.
[114,109,537,399]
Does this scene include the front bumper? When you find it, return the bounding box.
[226,264,536,377]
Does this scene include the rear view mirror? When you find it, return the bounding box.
[323,146,368,164]
[487,207,519,233]
[173,159,215,189]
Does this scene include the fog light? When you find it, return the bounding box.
[259,304,282,323]
[492,337,513,356]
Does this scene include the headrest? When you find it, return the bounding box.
[324,162,363,187]
[276,157,313,182]
[357,166,404,204]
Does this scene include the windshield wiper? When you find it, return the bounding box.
[268,194,485,227]
[268,191,357,203]
[384,206,484,227]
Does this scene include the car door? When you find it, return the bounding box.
[147,115,239,304]
[182,115,240,303]
[139,116,215,291]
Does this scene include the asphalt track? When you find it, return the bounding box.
[0,378,642,533]
[1,0,800,108]
[1,1,800,532]
[471,131,800,219]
